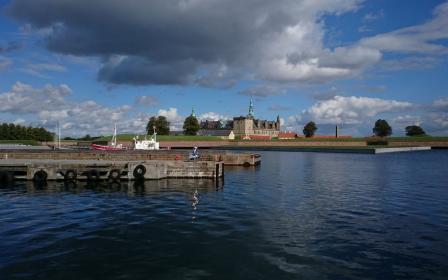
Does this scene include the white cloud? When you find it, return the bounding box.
[433,97,448,109]
[393,115,423,127]
[157,108,185,131]
[302,95,412,124]
[199,112,230,121]
[360,2,448,54]
[0,82,141,136]
[0,82,71,114]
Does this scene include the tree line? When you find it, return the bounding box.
[302,119,427,137]
[147,115,428,138]
[0,123,53,141]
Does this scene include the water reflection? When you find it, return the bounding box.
[1,151,447,280]
[3,178,224,195]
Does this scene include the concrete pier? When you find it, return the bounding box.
[374,146,431,154]
[0,159,223,182]
[0,150,261,166]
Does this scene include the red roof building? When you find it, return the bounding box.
[278,132,298,139]
[248,135,272,140]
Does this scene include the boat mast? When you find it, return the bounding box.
[111,123,117,147]
[58,121,61,149]
[153,125,157,142]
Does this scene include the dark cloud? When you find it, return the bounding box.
[98,56,196,85]
[6,0,368,86]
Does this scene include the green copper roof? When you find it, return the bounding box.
[248,98,254,117]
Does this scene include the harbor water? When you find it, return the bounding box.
[0,150,447,279]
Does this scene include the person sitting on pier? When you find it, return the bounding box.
[189,147,200,160]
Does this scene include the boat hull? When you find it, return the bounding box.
[91,144,125,151]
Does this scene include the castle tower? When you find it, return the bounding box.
[191,106,196,118]
[248,97,254,118]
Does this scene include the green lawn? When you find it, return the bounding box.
[387,136,448,142]
[0,140,40,146]
[237,136,448,142]
[98,134,222,141]
[87,134,448,143]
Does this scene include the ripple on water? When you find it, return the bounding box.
[1,151,448,279]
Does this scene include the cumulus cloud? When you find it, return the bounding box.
[0,82,148,136]
[302,95,412,124]
[433,97,448,110]
[0,82,71,114]
[7,0,383,86]
[199,112,230,121]
[157,108,185,131]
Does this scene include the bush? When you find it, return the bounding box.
[366,138,389,146]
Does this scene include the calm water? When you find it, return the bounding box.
[1,150,448,279]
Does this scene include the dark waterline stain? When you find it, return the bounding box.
[0,151,447,279]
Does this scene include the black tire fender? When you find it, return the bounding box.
[133,165,146,179]
[33,170,48,182]
[64,169,77,181]
[109,169,121,181]
[86,169,100,181]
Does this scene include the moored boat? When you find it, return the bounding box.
[91,124,125,151]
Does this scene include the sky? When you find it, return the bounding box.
[0,0,447,137]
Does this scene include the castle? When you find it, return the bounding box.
[233,98,280,138]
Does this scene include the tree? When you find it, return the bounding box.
[80,134,92,141]
[303,121,317,137]
[373,119,392,137]
[183,116,200,135]
[406,125,426,136]
[0,123,52,141]
[146,116,170,135]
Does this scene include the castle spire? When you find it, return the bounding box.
[248,97,254,117]
[191,106,196,118]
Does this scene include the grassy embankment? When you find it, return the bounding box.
[97,134,222,141]
[0,140,40,146]
[95,135,448,142]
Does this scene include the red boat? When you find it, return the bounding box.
[91,124,125,151]
[91,144,124,151]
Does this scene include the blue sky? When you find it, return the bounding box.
[0,0,447,136]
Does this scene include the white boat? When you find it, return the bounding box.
[133,127,160,150]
